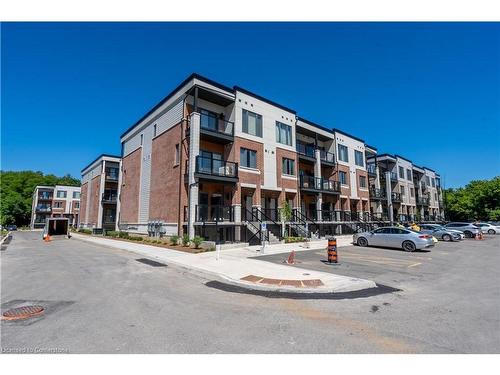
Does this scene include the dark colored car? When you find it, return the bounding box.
[6,224,17,231]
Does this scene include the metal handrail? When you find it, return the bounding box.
[200,112,234,136]
[296,142,315,158]
[195,156,238,178]
[319,150,335,164]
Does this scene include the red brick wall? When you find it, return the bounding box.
[149,123,183,223]
[337,164,351,197]
[52,200,66,214]
[89,175,101,226]
[276,147,299,191]
[120,147,141,224]
[80,182,88,223]
[356,169,370,200]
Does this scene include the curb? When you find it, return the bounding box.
[71,233,378,294]
[0,231,12,246]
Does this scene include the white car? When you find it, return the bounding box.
[475,222,500,235]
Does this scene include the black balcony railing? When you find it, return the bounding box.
[319,150,335,164]
[200,112,234,137]
[299,175,341,193]
[367,164,377,176]
[105,170,119,181]
[296,142,315,158]
[416,197,430,206]
[38,194,53,200]
[195,205,234,222]
[369,188,386,200]
[195,156,238,179]
[102,191,118,203]
[391,192,402,202]
[390,172,398,182]
[36,206,52,212]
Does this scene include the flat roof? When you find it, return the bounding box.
[234,86,296,114]
[394,154,413,164]
[81,154,121,173]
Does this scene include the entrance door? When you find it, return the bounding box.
[210,194,222,221]
[263,197,277,221]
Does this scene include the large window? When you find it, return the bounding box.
[242,109,262,137]
[56,191,67,198]
[282,158,295,176]
[240,148,257,169]
[359,175,367,188]
[338,144,349,162]
[399,166,405,179]
[431,178,436,187]
[72,191,80,199]
[410,187,415,197]
[406,169,412,181]
[426,176,431,186]
[339,171,347,185]
[401,186,405,196]
[354,150,364,167]
[276,122,292,146]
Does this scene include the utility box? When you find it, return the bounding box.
[44,218,70,238]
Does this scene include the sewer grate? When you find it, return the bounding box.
[2,305,44,321]
[136,258,167,267]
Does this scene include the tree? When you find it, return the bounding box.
[0,170,81,226]
[444,176,500,221]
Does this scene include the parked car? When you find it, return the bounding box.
[419,224,464,241]
[6,224,17,231]
[474,222,500,235]
[353,226,434,252]
[443,222,481,238]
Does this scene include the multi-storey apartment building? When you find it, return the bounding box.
[103,73,445,244]
[80,154,121,230]
[30,185,81,229]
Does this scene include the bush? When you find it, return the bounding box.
[170,235,179,246]
[207,246,216,252]
[284,236,304,243]
[118,231,129,239]
[182,234,190,247]
[78,228,92,235]
[127,235,143,241]
[192,236,204,249]
[105,230,119,238]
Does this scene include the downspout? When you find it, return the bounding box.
[178,93,189,236]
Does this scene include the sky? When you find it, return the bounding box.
[1,22,499,188]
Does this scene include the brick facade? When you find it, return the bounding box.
[120,147,141,224]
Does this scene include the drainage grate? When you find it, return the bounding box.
[136,258,167,267]
[2,305,44,321]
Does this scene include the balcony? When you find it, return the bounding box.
[36,206,52,213]
[296,142,316,162]
[299,175,341,194]
[416,196,430,206]
[391,192,402,202]
[199,112,234,143]
[390,172,398,182]
[194,156,238,183]
[102,191,118,204]
[319,150,335,166]
[38,194,53,201]
[369,188,386,200]
[105,170,119,181]
[367,164,377,177]
[195,205,234,222]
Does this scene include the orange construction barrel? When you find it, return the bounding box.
[327,237,338,263]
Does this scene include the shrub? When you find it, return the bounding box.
[207,246,216,252]
[192,236,204,249]
[106,230,119,238]
[284,236,304,243]
[170,235,179,246]
[127,235,143,241]
[118,231,129,239]
[182,234,190,247]
[78,228,92,235]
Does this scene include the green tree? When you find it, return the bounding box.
[0,170,81,226]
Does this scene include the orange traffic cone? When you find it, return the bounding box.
[475,232,480,240]
[286,250,296,265]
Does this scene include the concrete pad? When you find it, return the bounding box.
[71,233,376,293]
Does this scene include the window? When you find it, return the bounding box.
[401,186,405,196]
[75,202,80,209]
[140,134,143,145]
[282,158,295,175]
[153,124,157,137]
[240,148,257,169]
[242,109,262,137]
[354,150,364,167]
[374,228,392,234]
[174,144,180,166]
[359,175,367,188]
[72,191,80,199]
[410,187,414,197]
[54,201,62,208]
[56,191,67,198]
[338,144,349,162]
[407,169,412,181]
[399,166,405,179]
[426,176,430,186]
[431,178,436,187]
[339,171,347,185]
[276,122,292,146]
[435,192,438,200]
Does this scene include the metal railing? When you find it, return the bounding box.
[416,196,430,206]
[391,192,402,202]
[319,150,335,164]
[296,142,315,158]
[36,206,52,212]
[195,156,238,178]
[105,171,119,181]
[299,175,341,193]
[390,172,398,182]
[102,191,118,203]
[195,205,234,222]
[369,188,386,200]
[367,164,377,175]
[200,112,234,136]
[38,194,53,200]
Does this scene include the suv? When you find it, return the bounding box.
[443,222,480,238]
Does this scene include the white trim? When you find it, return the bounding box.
[284,188,297,193]
[281,174,297,180]
[260,186,282,192]
[240,183,257,189]
[239,166,261,175]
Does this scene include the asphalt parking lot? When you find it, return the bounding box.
[2,231,499,353]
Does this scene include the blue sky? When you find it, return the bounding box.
[1,22,499,188]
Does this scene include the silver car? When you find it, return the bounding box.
[475,222,500,235]
[353,226,434,252]
[419,224,464,241]
[443,222,481,238]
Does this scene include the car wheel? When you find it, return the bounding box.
[402,240,416,252]
[488,229,495,234]
[442,234,452,242]
[357,237,368,247]
[464,231,473,238]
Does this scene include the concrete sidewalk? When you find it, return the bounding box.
[71,233,376,293]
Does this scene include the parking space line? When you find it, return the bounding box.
[407,262,422,268]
